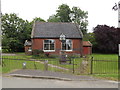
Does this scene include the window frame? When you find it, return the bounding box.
[61,39,73,51]
[43,39,55,52]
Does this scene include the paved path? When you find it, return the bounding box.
[37,61,69,71]
[3,69,105,81]
[2,53,16,56]
[2,69,119,88]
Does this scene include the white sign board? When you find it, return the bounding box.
[119,44,120,56]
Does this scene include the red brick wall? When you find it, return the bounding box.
[32,38,83,55]
[83,46,92,55]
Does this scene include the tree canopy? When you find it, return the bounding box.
[2,13,45,52]
[93,25,120,53]
[47,4,88,35]
[47,14,61,22]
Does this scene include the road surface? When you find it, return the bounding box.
[2,77,118,88]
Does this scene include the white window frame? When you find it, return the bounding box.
[61,39,73,52]
[43,39,55,52]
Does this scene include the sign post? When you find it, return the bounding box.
[118,2,120,76]
[118,44,120,60]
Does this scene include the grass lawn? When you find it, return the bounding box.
[2,53,119,81]
[90,53,118,81]
[91,53,118,60]
[92,74,118,81]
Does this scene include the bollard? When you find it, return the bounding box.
[22,62,26,69]
[44,60,48,71]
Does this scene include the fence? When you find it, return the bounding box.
[90,57,119,74]
[2,56,83,74]
[2,56,119,74]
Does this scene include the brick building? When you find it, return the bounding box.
[24,22,92,56]
[83,41,92,55]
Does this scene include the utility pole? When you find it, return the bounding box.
[112,1,120,27]
[113,2,120,73]
[118,1,120,27]
[0,0,1,65]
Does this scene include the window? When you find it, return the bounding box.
[62,39,72,51]
[44,39,55,51]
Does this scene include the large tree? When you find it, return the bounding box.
[56,4,71,22]
[71,7,88,35]
[2,13,31,52]
[32,17,46,22]
[47,4,88,35]
[93,25,120,53]
[2,13,46,52]
[47,15,61,22]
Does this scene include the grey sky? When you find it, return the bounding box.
[1,0,119,32]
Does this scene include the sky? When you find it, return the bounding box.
[1,0,120,32]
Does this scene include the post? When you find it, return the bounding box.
[118,44,120,75]
[72,58,75,74]
[118,44,120,62]
[90,57,93,74]
[22,62,26,69]
[44,60,48,71]
[34,60,37,69]
[0,0,1,65]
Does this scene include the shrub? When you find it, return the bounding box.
[49,54,59,58]
[32,49,44,55]
[39,53,46,58]
[44,52,50,57]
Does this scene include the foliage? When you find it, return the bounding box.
[47,15,61,22]
[32,49,44,55]
[2,13,46,52]
[83,32,98,53]
[30,17,46,24]
[2,13,31,52]
[71,7,88,35]
[44,52,50,57]
[56,4,71,22]
[93,25,120,53]
[33,17,46,22]
[47,4,88,35]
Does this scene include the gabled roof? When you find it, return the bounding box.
[83,41,92,47]
[31,22,83,39]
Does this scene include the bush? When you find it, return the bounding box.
[32,49,44,55]
[44,52,50,57]
[39,53,46,58]
[49,54,59,58]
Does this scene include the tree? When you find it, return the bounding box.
[2,13,31,52]
[30,17,46,30]
[83,32,98,53]
[71,7,88,35]
[48,4,88,35]
[47,15,61,22]
[93,25,120,53]
[56,4,71,22]
[32,17,46,22]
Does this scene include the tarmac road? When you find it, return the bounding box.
[2,77,118,88]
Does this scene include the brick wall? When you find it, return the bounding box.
[83,46,92,55]
[31,38,83,55]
